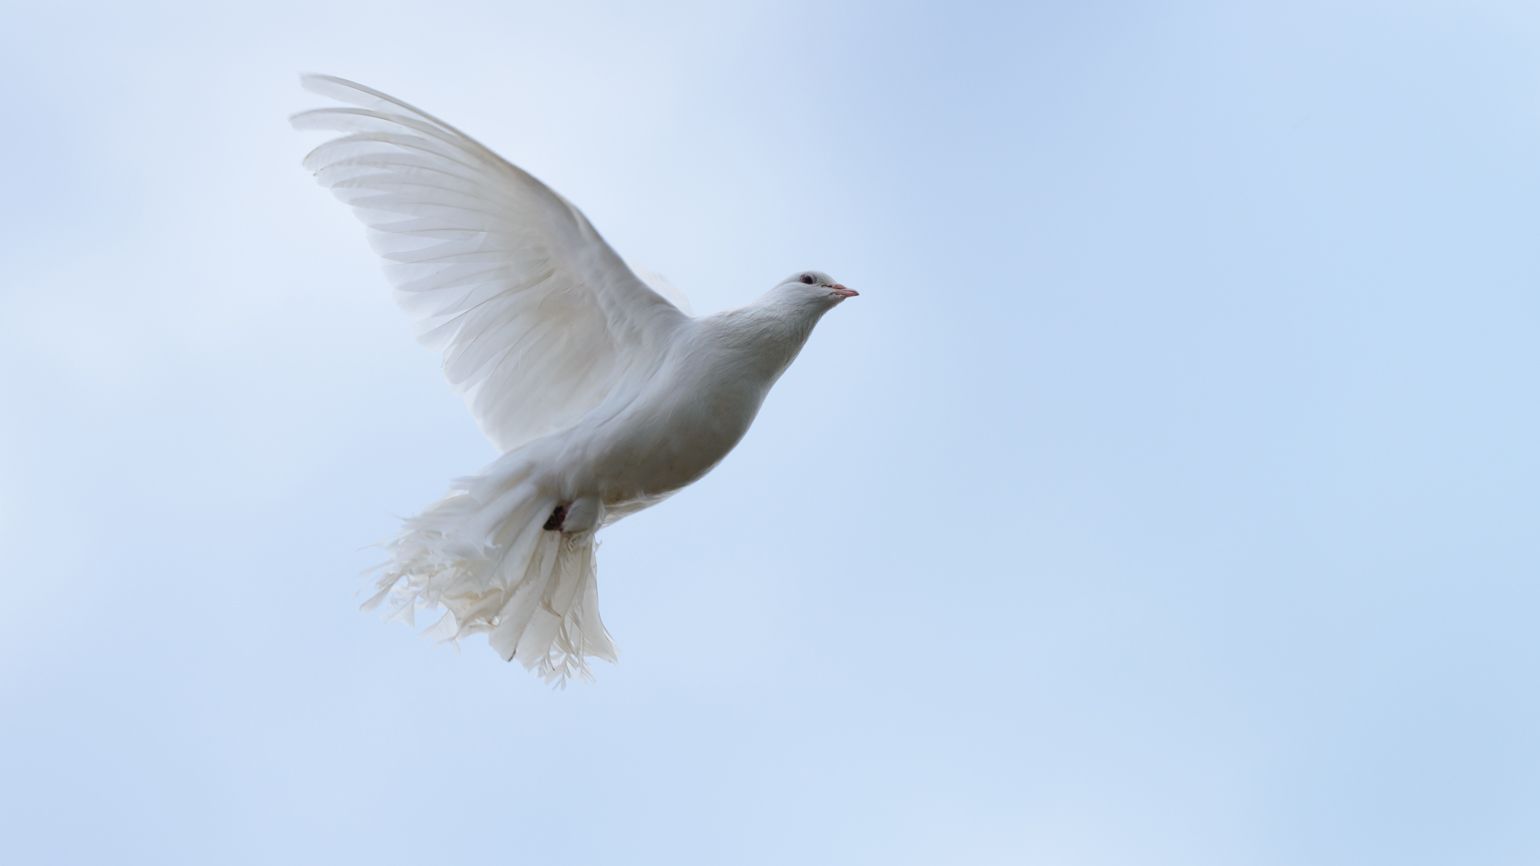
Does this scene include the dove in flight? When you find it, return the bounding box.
[293,75,858,681]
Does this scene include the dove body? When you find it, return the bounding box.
[296,75,856,680]
[520,286,841,528]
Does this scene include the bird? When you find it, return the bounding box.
[292,75,858,682]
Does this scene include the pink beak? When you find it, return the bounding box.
[830,284,859,298]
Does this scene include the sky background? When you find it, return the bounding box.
[2,1,1538,863]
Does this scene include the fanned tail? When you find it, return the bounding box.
[363,464,617,684]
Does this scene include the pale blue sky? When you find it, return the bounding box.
[2,1,1537,864]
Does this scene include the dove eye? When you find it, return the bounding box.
[799,273,817,285]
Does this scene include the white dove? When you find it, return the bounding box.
[293,75,858,681]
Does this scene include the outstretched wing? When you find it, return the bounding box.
[293,74,689,452]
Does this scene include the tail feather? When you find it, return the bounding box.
[366,467,616,683]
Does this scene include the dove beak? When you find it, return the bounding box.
[829,284,859,299]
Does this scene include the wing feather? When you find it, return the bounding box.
[294,74,688,452]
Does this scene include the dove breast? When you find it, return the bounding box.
[527,306,807,520]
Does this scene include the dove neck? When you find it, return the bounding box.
[723,298,824,380]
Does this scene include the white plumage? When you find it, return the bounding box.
[294,75,857,682]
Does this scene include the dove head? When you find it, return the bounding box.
[770,271,859,314]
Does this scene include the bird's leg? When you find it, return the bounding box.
[542,496,602,533]
[542,505,567,531]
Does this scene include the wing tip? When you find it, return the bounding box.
[293,73,349,130]
[298,73,407,112]
[298,71,351,93]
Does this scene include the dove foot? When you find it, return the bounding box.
[543,505,567,531]
[542,496,601,533]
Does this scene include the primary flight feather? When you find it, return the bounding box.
[293,75,858,681]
